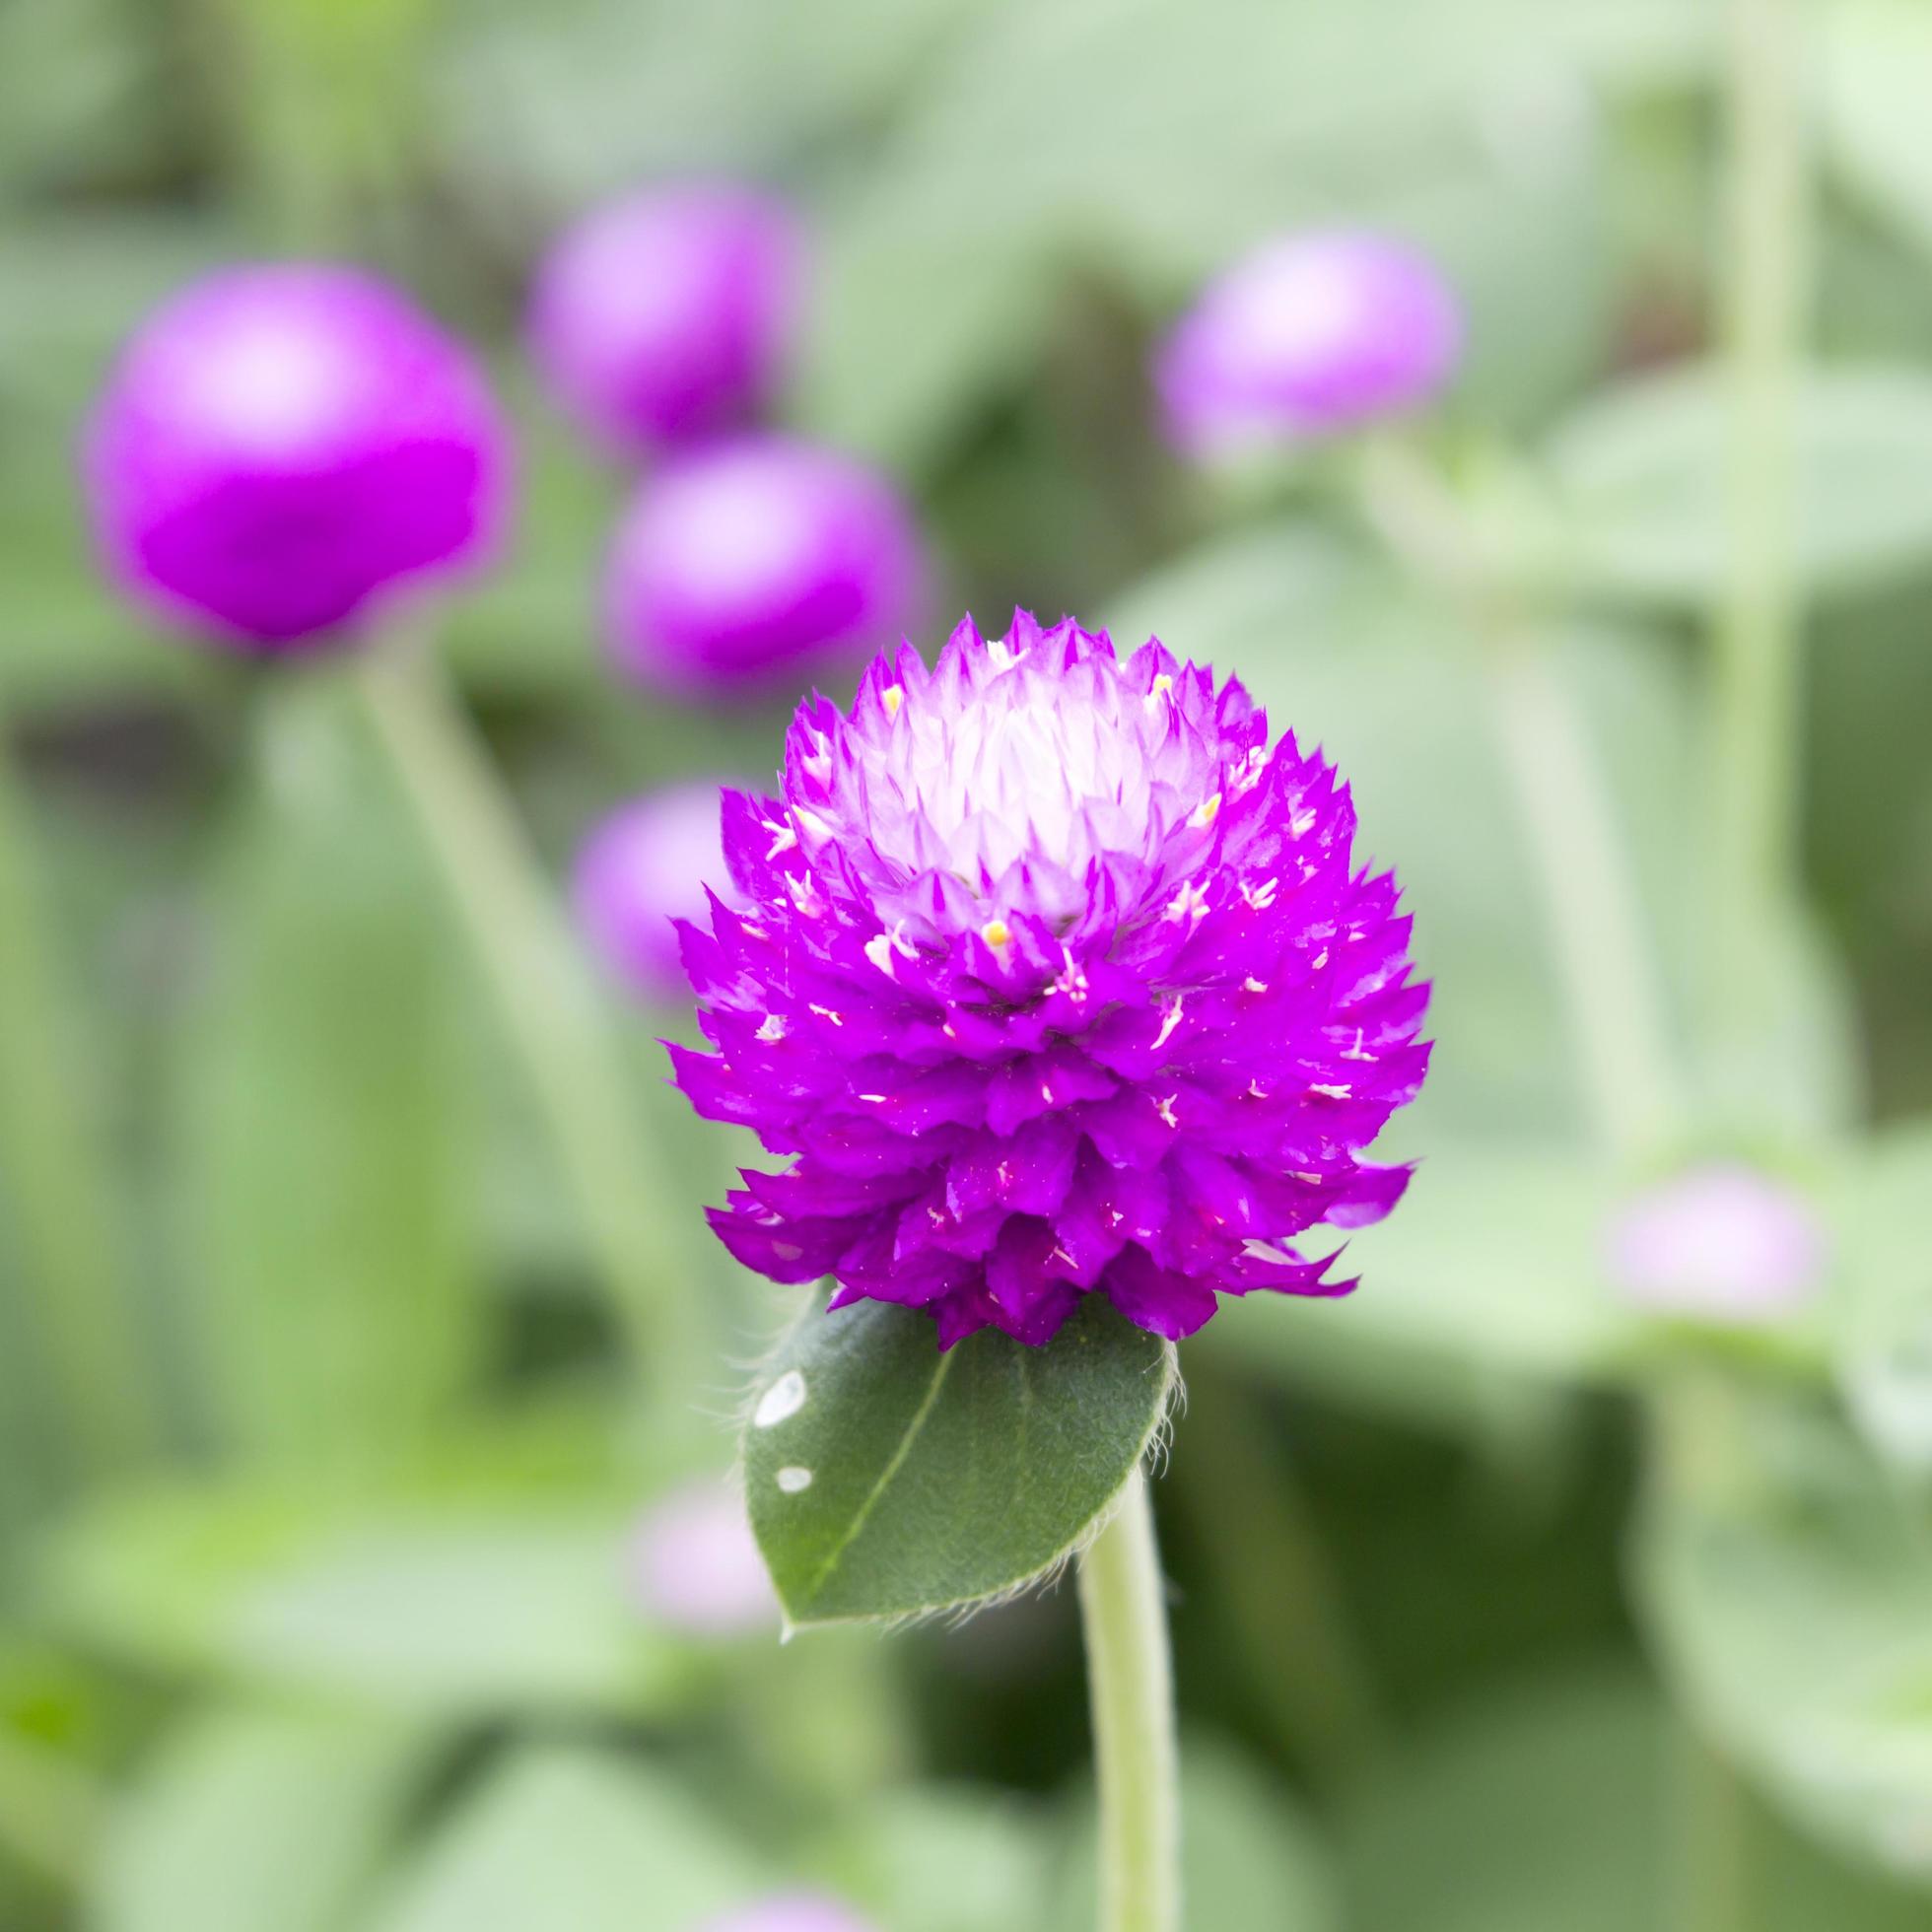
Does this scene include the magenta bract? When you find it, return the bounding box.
[85,265,509,650]
[527,182,803,452]
[604,437,924,702]
[574,781,739,1002]
[1156,230,1461,454]
[671,613,1430,1349]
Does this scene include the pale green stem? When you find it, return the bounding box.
[1077,1469,1181,1932]
[1484,649,1681,1161]
[1709,0,1811,1056]
[0,703,161,1474]
[353,637,707,1416]
[1354,439,1684,1159]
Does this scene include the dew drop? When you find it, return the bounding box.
[753,1369,807,1429]
[777,1466,813,1493]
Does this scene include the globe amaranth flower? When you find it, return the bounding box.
[605,436,924,702]
[1607,1163,1827,1324]
[574,781,742,1002]
[671,612,1429,1349]
[85,265,509,649]
[528,181,803,453]
[1156,229,1461,455]
[626,1478,775,1636]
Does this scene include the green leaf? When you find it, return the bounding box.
[1338,1664,1932,1932]
[813,1786,1057,1932]
[1636,1389,1932,1889]
[742,1292,1175,1627]
[1833,1123,1932,1475]
[38,1422,699,1718]
[169,678,481,1462]
[368,1745,767,1932]
[91,1704,433,1932]
[1547,363,1932,604]
[1823,0,1932,260]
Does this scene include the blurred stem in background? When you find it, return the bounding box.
[356,638,711,1421]
[0,697,162,1477]
[1656,5,1814,1928]
[1352,436,1683,1161]
[1077,1469,1181,1932]
[1709,0,1812,1080]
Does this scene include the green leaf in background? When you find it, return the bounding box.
[812,1786,1057,1932]
[743,1292,1175,1627]
[1636,1390,1932,1891]
[1051,1738,1342,1932]
[368,1745,769,1932]
[169,676,481,1463]
[1547,363,1932,604]
[1824,0,1932,261]
[1835,1123,1932,1475]
[1339,1666,1932,1932]
[38,1422,700,1719]
[90,1704,434,1932]
[1200,1145,1635,1421]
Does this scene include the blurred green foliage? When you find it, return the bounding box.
[3,0,1932,1927]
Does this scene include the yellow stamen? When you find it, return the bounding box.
[982,918,1012,949]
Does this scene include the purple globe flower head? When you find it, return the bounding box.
[528,181,803,453]
[574,781,741,1002]
[1155,229,1462,456]
[626,1478,775,1636]
[1606,1162,1828,1324]
[605,436,925,703]
[85,264,510,651]
[693,1896,877,1932]
[670,611,1430,1350]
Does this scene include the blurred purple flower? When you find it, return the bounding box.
[693,1896,877,1932]
[85,265,509,650]
[626,1478,775,1636]
[528,182,803,453]
[1606,1163,1828,1323]
[1156,230,1461,454]
[574,782,738,1002]
[671,612,1429,1349]
[604,437,924,702]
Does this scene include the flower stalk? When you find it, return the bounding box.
[1709,0,1811,1068]
[0,698,160,1474]
[1353,436,1683,1160]
[1077,1470,1181,1932]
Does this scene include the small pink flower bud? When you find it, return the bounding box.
[85,265,509,650]
[603,437,924,702]
[528,182,804,453]
[1156,230,1462,455]
[1606,1163,1828,1323]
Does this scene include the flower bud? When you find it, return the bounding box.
[85,265,509,650]
[1156,230,1461,455]
[573,782,736,1002]
[1606,1163,1827,1323]
[625,1479,774,1637]
[695,1897,877,1932]
[604,438,923,701]
[528,182,803,453]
